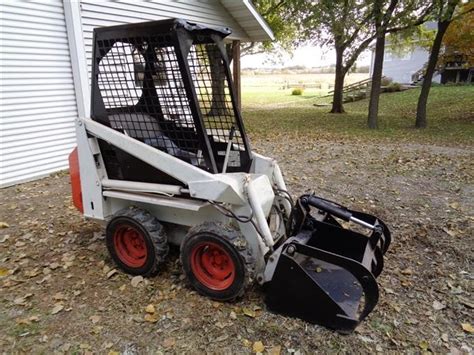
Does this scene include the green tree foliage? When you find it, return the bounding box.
[242,0,302,56]
[288,0,387,113]
[440,2,474,67]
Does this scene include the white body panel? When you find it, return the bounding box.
[76,115,291,278]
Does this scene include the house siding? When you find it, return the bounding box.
[372,47,441,84]
[0,0,78,187]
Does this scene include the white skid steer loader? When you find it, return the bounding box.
[69,19,391,333]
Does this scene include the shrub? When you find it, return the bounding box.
[381,77,393,86]
[292,88,304,95]
[385,82,402,92]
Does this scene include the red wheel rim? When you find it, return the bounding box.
[113,224,147,268]
[190,241,235,291]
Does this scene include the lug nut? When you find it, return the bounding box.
[286,244,296,256]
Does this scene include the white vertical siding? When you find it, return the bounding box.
[0,0,78,187]
[80,0,249,81]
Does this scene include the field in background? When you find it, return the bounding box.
[241,76,474,145]
[241,73,369,105]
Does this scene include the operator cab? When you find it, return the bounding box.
[91,19,252,184]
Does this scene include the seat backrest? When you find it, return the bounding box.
[108,112,161,140]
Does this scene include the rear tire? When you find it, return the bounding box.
[181,222,255,301]
[106,207,168,276]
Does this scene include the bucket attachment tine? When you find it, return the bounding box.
[264,194,391,332]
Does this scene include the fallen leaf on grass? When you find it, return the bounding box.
[60,343,71,352]
[14,293,33,305]
[242,307,256,318]
[458,297,474,309]
[16,318,32,325]
[461,323,474,333]
[90,315,101,324]
[145,304,155,314]
[400,268,413,276]
[131,275,143,287]
[51,304,64,315]
[242,339,251,348]
[357,335,375,343]
[253,341,265,353]
[25,268,41,278]
[49,262,60,270]
[432,300,446,311]
[419,340,429,351]
[442,227,457,237]
[215,334,229,342]
[106,269,118,279]
[53,292,67,301]
[162,337,175,348]
[268,345,282,355]
[448,202,459,209]
[144,313,159,323]
[0,268,10,277]
[230,311,237,319]
[0,222,9,228]
[92,326,103,334]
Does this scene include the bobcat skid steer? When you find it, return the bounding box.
[69,19,391,333]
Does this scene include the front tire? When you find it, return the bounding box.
[181,222,255,301]
[106,207,168,276]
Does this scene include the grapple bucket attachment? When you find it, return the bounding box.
[264,195,391,333]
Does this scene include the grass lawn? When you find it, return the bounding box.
[1,79,473,354]
[242,84,474,145]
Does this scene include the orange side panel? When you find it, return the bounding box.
[68,147,84,214]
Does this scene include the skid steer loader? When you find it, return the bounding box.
[69,19,391,333]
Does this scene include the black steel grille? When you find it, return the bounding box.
[92,20,251,177]
[188,44,245,153]
[97,38,203,167]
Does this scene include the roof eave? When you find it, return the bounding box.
[220,0,274,42]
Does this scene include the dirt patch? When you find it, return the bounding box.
[1,137,473,353]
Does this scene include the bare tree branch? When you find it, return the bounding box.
[386,3,435,34]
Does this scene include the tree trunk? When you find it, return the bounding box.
[367,33,386,129]
[415,21,450,128]
[232,40,241,112]
[331,46,345,113]
[207,45,229,117]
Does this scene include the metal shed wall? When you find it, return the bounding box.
[0,0,78,187]
[80,0,250,81]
